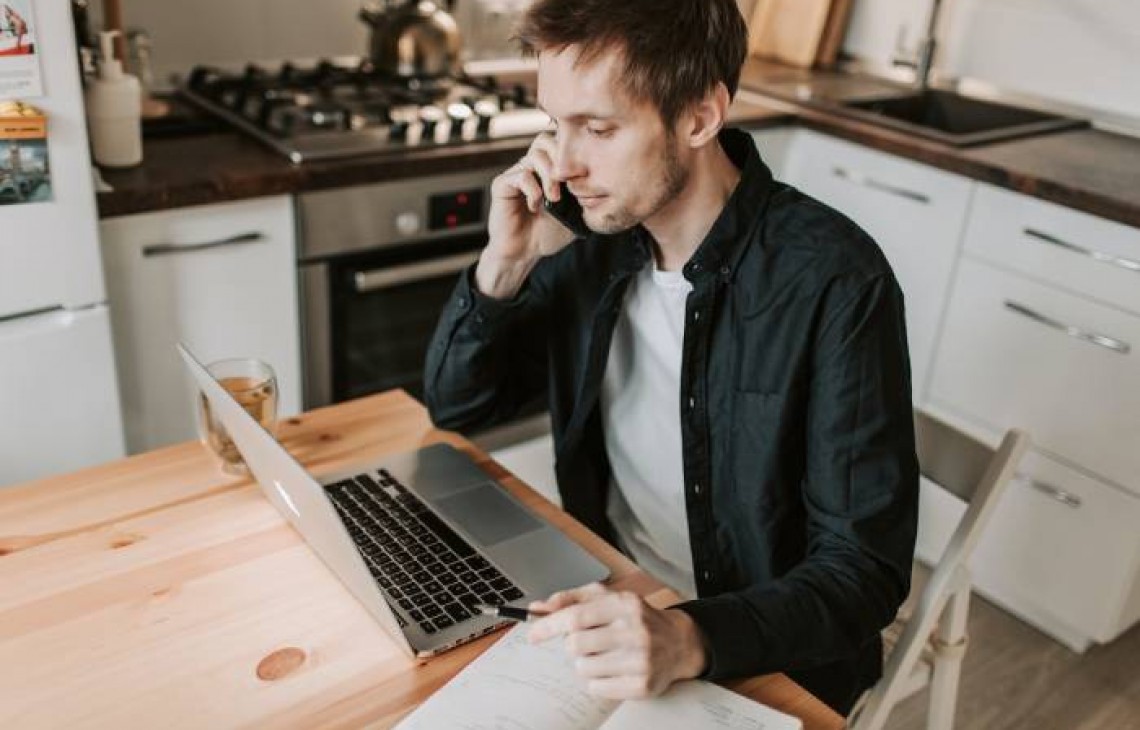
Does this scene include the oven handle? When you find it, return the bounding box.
[353,251,482,293]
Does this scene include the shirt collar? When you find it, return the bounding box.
[614,127,776,283]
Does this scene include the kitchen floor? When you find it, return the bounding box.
[886,566,1140,730]
[489,440,1140,729]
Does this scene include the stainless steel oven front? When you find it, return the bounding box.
[298,168,503,410]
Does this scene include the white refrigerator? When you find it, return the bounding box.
[0,0,125,486]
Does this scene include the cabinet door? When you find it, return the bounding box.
[101,196,302,454]
[780,131,974,399]
[929,257,1140,495]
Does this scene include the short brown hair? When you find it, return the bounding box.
[515,0,748,126]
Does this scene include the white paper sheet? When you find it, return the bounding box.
[397,625,802,730]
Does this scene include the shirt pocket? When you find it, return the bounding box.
[728,387,806,511]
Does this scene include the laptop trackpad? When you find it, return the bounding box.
[434,484,543,547]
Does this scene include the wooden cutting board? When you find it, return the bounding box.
[815,0,855,68]
[748,0,835,68]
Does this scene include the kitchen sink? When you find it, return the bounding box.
[839,88,1088,147]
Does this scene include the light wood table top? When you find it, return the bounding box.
[0,390,844,729]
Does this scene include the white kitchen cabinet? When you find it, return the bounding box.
[930,257,1140,495]
[924,182,1140,651]
[963,183,1140,317]
[101,196,302,454]
[750,127,796,179]
[777,130,974,399]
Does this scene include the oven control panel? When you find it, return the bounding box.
[429,188,485,231]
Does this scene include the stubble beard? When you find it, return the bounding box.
[590,134,689,234]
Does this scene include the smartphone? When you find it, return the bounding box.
[543,182,588,237]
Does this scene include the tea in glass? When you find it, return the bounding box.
[196,358,278,474]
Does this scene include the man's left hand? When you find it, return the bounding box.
[525,582,708,699]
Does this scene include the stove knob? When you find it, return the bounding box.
[419,105,445,140]
[389,119,410,141]
[394,211,423,237]
[447,102,473,138]
[474,99,498,137]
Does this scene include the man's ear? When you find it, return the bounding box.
[682,82,730,148]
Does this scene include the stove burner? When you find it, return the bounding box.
[182,59,547,163]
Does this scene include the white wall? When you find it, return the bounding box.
[842,0,1140,122]
[94,0,366,87]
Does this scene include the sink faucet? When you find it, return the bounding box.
[892,0,945,90]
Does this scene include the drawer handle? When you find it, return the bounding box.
[1018,473,1082,509]
[1024,228,1140,275]
[142,232,267,258]
[831,166,930,205]
[1003,300,1131,355]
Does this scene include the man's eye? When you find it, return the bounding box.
[587,126,614,138]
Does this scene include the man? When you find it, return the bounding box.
[424,0,918,714]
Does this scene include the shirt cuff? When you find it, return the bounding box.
[452,264,532,337]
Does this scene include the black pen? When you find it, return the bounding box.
[475,603,548,622]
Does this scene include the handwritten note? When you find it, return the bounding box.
[396,626,801,730]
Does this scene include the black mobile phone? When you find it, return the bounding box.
[543,182,588,237]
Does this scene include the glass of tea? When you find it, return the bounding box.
[196,358,279,475]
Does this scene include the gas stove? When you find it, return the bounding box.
[181,59,550,163]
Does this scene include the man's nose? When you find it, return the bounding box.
[550,135,586,182]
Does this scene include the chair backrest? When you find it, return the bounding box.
[914,410,1030,578]
[851,411,1030,730]
[890,412,1028,685]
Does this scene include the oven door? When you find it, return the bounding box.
[302,233,485,408]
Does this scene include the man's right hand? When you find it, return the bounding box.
[475,133,577,300]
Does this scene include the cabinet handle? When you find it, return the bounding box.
[831,166,930,204]
[142,232,267,258]
[1023,228,1140,275]
[354,251,480,293]
[1017,473,1082,509]
[1003,300,1131,355]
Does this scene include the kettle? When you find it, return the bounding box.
[359,0,462,79]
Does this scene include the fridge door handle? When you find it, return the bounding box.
[142,232,267,258]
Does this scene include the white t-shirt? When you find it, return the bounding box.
[601,262,697,600]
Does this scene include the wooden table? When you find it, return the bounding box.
[0,391,844,729]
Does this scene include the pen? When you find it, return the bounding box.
[475,603,548,622]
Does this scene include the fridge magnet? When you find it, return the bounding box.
[0,0,44,98]
[0,99,51,205]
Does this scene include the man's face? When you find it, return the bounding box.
[536,46,689,234]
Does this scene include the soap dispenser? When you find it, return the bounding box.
[85,29,142,167]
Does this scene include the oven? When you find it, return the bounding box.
[298,167,548,448]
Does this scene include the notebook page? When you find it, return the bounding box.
[396,625,619,730]
[600,679,803,730]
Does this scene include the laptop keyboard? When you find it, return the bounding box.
[328,469,524,635]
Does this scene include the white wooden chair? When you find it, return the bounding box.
[848,410,1030,730]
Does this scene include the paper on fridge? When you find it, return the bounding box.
[0,0,44,98]
[397,624,802,730]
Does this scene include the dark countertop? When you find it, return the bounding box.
[97,63,1140,229]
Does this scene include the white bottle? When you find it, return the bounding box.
[85,30,142,168]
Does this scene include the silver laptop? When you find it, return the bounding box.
[178,343,609,657]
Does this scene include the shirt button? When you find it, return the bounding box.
[702,569,713,582]
[688,396,696,410]
[693,311,701,322]
[693,483,703,496]
[720,265,730,276]
[457,297,468,310]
